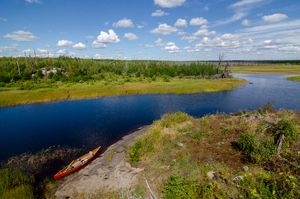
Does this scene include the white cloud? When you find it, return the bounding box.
[92,41,107,48]
[151,23,177,35]
[25,0,40,4]
[215,12,247,26]
[152,9,168,17]
[154,38,165,46]
[193,28,216,37]
[113,18,134,28]
[57,40,73,47]
[96,29,120,43]
[94,54,102,59]
[262,13,288,23]
[4,30,38,41]
[154,0,186,8]
[242,19,251,26]
[190,17,208,26]
[164,42,180,53]
[230,0,265,9]
[56,49,68,55]
[72,42,86,50]
[124,33,138,40]
[0,45,18,53]
[174,18,187,28]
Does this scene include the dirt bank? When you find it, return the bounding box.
[55,126,148,198]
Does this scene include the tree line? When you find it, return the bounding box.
[0,57,219,84]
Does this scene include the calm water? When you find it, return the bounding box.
[0,74,299,161]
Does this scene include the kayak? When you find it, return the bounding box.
[54,146,101,180]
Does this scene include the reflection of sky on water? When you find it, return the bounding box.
[0,74,300,160]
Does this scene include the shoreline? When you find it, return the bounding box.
[55,126,149,198]
[0,78,247,108]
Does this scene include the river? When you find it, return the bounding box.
[0,74,299,161]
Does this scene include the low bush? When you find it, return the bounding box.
[160,112,191,128]
[163,175,197,199]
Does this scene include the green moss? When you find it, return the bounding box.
[287,76,300,82]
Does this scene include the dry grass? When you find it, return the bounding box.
[231,64,300,74]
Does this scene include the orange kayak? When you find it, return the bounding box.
[54,146,101,180]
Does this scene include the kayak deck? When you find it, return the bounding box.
[54,146,101,180]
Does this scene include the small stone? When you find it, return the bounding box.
[207,171,215,180]
[177,142,184,147]
[233,176,244,181]
[243,166,249,172]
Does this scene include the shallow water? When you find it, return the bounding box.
[0,74,299,160]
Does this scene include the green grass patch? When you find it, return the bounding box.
[287,76,300,82]
[0,78,246,107]
[0,169,34,199]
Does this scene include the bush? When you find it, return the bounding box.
[236,132,276,163]
[163,175,197,199]
[273,119,298,143]
[238,173,300,198]
[160,112,191,128]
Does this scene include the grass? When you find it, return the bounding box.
[0,169,35,199]
[127,107,300,198]
[0,78,246,107]
[287,76,300,82]
[231,64,300,74]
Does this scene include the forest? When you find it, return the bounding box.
[0,57,219,85]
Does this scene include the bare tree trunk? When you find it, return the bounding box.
[276,134,285,155]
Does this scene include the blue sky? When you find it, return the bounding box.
[0,0,300,60]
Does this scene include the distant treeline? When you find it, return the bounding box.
[0,57,218,83]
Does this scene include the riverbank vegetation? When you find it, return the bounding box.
[0,78,245,107]
[125,106,299,198]
[231,64,300,74]
[0,57,246,107]
[287,76,300,82]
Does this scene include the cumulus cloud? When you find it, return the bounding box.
[4,30,38,41]
[154,38,165,46]
[114,18,134,28]
[164,42,180,53]
[151,23,177,35]
[96,29,120,43]
[190,17,208,26]
[174,18,187,28]
[262,13,288,23]
[152,9,168,17]
[57,40,74,47]
[94,54,102,59]
[193,28,216,37]
[92,41,107,48]
[124,33,138,40]
[242,19,251,26]
[154,0,186,8]
[72,42,86,50]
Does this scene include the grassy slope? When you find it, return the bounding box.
[232,64,300,74]
[125,109,300,198]
[0,78,246,107]
[287,76,300,82]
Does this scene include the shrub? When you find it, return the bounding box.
[238,173,300,198]
[272,119,298,143]
[163,175,197,199]
[160,112,191,128]
[236,132,276,163]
